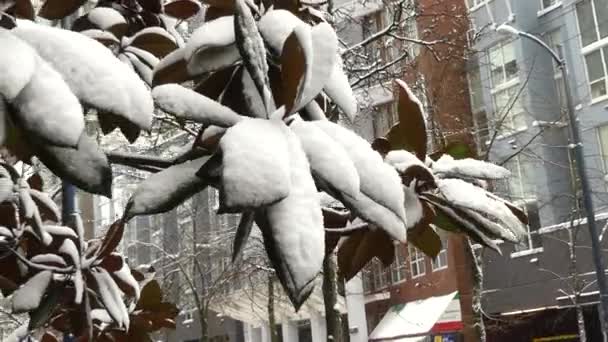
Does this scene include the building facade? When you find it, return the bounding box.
[465,0,608,339]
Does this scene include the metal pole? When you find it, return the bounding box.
[61,182,77,226]
[560,61,608,335]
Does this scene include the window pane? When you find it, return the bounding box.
[503,43,518,81]
[586,50,607,98]
[489,46,503,86]
[469,66,484,110]
[597,0,608,40]
[542,0,556,8]
[577,0,597,46]
[598,125,608,172]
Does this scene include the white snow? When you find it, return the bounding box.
[123,46,159,68]
[153,46,185,78]
[385,149,427,173]
[91,308,113,323]
[113,262,141,301]
[432,154,510,180]
[290,117,360,199]
[124,52,153,85]
[0,29,37,101]
[262,124,324,302]
[402,183,423,229]
[153,84,243,127]
[80,29,120,45]
[87,7,126,31]
[185,16,240,76]
[314,121,407,240]
[198,125,226,149]
[437,178,527,240]
[11,270,52,313]
[58,239,81,268]
[44,225,78,238]
[323,58,357,120]
[258,10,306,54]
[12,21,154,130]
[220,118,292,210]
[13,55,85,147]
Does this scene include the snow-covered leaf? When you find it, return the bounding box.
[185,16,240,77]
[323,59,357,120]
[13,55,85,147]
[315,121,406,241]
[194,66,238,100]
[241,69,270,117]
[91,269,130,328]
[195,125,227,151]
[256,127,323,309]
[98,220,125,258]
[432,154,510,180]
[43,225,77,238]
[34,133,112,196]
[152,47,190,85]
[258,10,304,54]
[112,262,141,300]
[13,22,154,131]
[38,0,85,19]
[232,211,254,262]
[91,309,113,323]
[86,7,127,38]
[301,100,327,121]
[125,157,210,218]
[436,178,526,241]
[124,46,160,69]
[0,29,37,101]
[12,270,52,313]
[124,51,153,85]
[289,117,359,199]
[125,27,178,59]
[281,24,311,113]
[164,0,201,19]
[234,0,273,115]
[407,223,442,258]
[31,254,67,267]
[219,119,291,211]
[386,79,427,160]
[153,84,243,127]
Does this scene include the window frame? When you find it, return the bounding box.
[432,238,448,271]
[577,0,608,103]
[391,245,408,283]
[491,81,527,136]
[408,244,426,279]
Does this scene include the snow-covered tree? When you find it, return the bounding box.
[0,0,528,340]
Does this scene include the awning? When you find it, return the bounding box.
[369,291,461,341]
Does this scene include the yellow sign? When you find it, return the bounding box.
[532,334,579,342]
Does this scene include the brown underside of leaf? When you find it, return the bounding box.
[152,54,190,86]
[387,79,427,161]
[163,0,200,19]
[280,29,307,113]
[130,32,179,59]
[337,228,394,281]
[194,66,238,100]
[38,0,86,19]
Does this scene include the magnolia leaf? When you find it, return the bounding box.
[218,66,249,114]
[79,29,120,47]
[0,30,37,101]
[12,55,85,147]
[100,253,124,272]
[126,27,178,59]
[40,332,59,342]
[195,125,227,151]
[407,224,441,258]
[289,117,359,199]
[139,0,163,13]
[38,0,86,19]
[324,60,357,120]
[33,133,112,197]
[96,220,125,259]
[204,5,234,20]
[92,269,130,328]
[234,0,274,115]
[112,262,141,300]
[124,157,209,218]
[152,48,190,85]
[185,16,240,77]
[194,66,239,100]
[241,69,269,118]
[255,127,323,309]
[12,0,34,20]
[124,52,153,85]
[258,9,303,54]
[232,211,254,262]
[136,279,162,311]
[337,229,394,281]
[31,254,67,267]
[281,25,311,113]
[44,225,78,239]
[219,119,291,211]
[98,111,142,143]
[13,22,154,131]
[386,79,427,160]
[125,46,160,70]
[12,270,52,313]
[437,178,527,241]
[153,84,243,127]
[315,121,406,241]
[301,100,327,121]
[28,284,61,331]
[87,7,127,38]
[164,0,201,19]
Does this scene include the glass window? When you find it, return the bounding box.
[585,49,608,99]
[489,41,518,87]
[598,125,608,173]
[469,65,484,111]
[514,200,542,252]
[391,245,407,283]
[432,236,448,270]
[492,86,526,135]
[408,244,426,278]
[577,0,608,47]
[541,0,557,8]
[372,260,390,290]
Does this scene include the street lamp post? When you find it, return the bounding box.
[497,23,608,335]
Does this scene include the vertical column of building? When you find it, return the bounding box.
[345,275,368,342]
[281,320,299,341]
[310,313,327,342]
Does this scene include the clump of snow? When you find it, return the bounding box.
[184,16,240,76]
[92,269,130,328]
[324,58,357,120]
[403,183,423,228]
[220,119,291,210]
[258,10,305,54]
[12,270,52,313]
[12,21,153,130]
[290,117,360,199]
[385,149,426,172]
[260,125,323,306]
[153,84,243,127]
[13,55,84,147]
[0,30,37,101]
[315,121,406,240]
[432,154,510,180]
